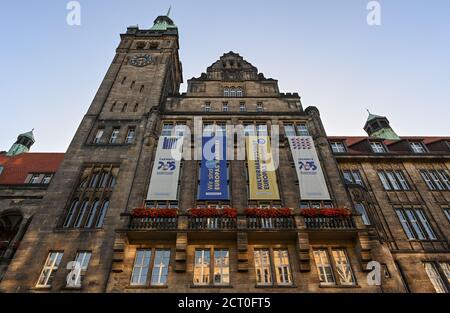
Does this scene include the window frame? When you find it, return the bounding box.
[36,251,64,288]
[130,248,172,287]
[330,142,346,153]
[313,248,356,287]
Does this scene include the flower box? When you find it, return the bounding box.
[244,208,293,218]
[299,208,351,218]
[131,208,178,218]
[188,208,237,219]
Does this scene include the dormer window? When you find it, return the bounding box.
[331,142,346,153]
[410,142,426,154]
[370,142,386,153]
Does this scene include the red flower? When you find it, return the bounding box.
[299,208,351,218]
[244,208,293,218]
[132,208,178,218]
[188,208,237,219]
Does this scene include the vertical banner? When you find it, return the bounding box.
[198,136,229,200]
[146,136,184,201]
[288,136,331,200]
[246,136,280,200]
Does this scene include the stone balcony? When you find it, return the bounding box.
[304,216,356,230]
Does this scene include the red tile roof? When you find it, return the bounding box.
[0,153,64,185]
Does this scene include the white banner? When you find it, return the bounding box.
[146,136,184,201]
[288,136,331,201]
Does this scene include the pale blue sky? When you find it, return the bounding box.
[0,0,449,152]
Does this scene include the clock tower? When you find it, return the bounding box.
[0,12,183,291]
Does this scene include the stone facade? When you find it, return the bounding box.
[0,14,448,293]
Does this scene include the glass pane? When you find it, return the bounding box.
[424,263,448,293]
[194,250,210,285]
[332,250,355,285]
[273,250,292,285]
[213,249,230,285]
[151,250,170,286]
[254,249,272,285]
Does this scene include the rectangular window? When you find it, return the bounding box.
[244,123,256,137]
[331,249,355,285]
[125,128,136,144]
[420,171,436,190]
[438,170,450,189]
[313,249,335,285]
[420,170,450,191]
[343,171,354,184]
[68,251,92,287]
[36,252,64,288]
[256,124,268,136]
[162,123,174,136]
[355,203,371,225]
[151,250,171,286]
[378,170,409,191]
[254,249,272,286]
[213,249,230,286]
[395,209,416,240]
[93,129,104,144]
[415,209,437,240]
[109,128,120,144]
[410,142,426,153]
[222,102,229,112]
[29,174,41,184]
[273,249,292,286]
[386,171,401,190]
[130,250,152,286]
[378,171,391,190]
[256,102,264,112]
[331,142,346,153]
[396,208,436,241]
[193,250,211,286]
[395,171,410,190]
[239,102,246,112]
[444,208,450,223]
[284,124,296,137]
[174,123,187,137]
[439,262,450,284]
[205,102,211,112]
[42,174,53,185]
[424,262,448,293]
[370,142,386,153]
[296,124,309,136]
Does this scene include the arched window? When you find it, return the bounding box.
[230,88,236,98]
[96,200,110,228]
[88,172,100,188]
[74,200,90,228]
[85,199,100,228]
[224,88,230,97]
[236,88,243,97]
[63,199,79,228]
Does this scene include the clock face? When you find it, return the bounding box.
[129,54,152,67]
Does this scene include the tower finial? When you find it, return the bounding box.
[166,5,172,17]
[366,109,371,115]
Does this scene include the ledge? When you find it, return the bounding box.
[125,285,169,290]
[319,284,361,289]
[255,284,297,289]
[189,285,234,289]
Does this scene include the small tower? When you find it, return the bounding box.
[150,7,177,32]
[363,111,400,141]
[6,130,35,156]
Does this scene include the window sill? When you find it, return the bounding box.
[319,284,360,289]
[53,228,103,233]
[255,284,297,289]
[125,285,169,290]
[190,285,233,289]
[30,286,52,291]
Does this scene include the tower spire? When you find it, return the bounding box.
[166,5,172,17]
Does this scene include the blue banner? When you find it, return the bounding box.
[198,136,229,201]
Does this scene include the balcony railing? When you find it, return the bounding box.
[129,217,178,230]
[246,217,295,230]
[304,217,355,230]
[189,217,237,230]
